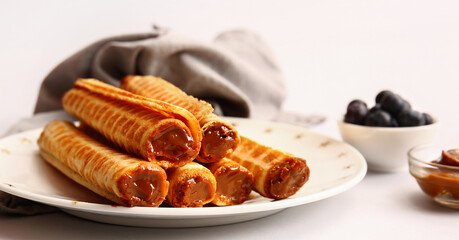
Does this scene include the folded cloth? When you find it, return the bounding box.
[34,26,324,124]
[1,27,325,215]
[0,190,57,215]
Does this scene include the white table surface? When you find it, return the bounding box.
[1,0,459,239]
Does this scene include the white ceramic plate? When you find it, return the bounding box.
[0,117,366,228]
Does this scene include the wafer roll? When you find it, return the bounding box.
[197,113,240,163]
[165,162,217,207]
[37,120,169,207]
[121,75,240,163]
[206,158,254,206]
[62,79,202,168]
[227,136,310,199]
[120,75,213,120]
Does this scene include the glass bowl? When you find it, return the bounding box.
[408,144,459,209]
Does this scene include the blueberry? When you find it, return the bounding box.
[364,110,393,127]
[400,99,411,112]
[380,93,406,116]
[369,103,381,113]
[397,109,426,127]
[348,99,367,107]
[375,90,393,104]
[345,91,432,128]
[423,113,433,125]
[344,100,368,125]
[391,118,399,127]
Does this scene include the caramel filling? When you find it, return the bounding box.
[118,164,168,207]
[201,125,237,159]
[151,126,195,163]
[215,167,253,205]
[175,176,214,207]
[413,170,459,200]
[267,158,309,199]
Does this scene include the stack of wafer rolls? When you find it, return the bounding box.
[227,136,310,200]
[62,79,202,169]
[165,162,217,207]
[206,158,254,206]
[77,122,219,207]
[120,75,240,163]
[37,120,169,207]
[36,76,310,208]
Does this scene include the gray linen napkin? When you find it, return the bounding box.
[1,27,324,215]
[36,26,280,119]
[0,187,57,215]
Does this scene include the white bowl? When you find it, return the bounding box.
[337,118,440,172]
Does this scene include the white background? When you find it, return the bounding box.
[1,0,459,137]
[1,0,458,239]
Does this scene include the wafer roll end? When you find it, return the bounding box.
[117,163,169,207]
[197,114,240,163]
[207,158,254,206]
[166,163,217,207]
[264,157,309,199]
